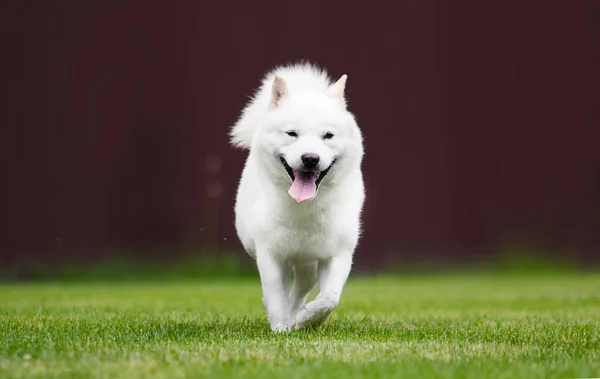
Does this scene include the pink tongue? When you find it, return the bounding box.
[288,171,317,202]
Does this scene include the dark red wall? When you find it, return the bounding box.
[1,0,598,268]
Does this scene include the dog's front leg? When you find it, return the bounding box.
[295,255,352,329]
[256,251,290,332]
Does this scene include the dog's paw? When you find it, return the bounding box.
[294,295,338,330]
[270,322,292,333]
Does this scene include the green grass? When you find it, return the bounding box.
[1,274,600,378]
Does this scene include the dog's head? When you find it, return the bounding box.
[255,75,363,203]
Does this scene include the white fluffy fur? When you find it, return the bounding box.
[230,63,365,332]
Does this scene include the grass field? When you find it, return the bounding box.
[1,273,600,378]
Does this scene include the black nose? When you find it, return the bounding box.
[301,153,320,169]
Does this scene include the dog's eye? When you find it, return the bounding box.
[286,130,298,137]
[323,132,335,140]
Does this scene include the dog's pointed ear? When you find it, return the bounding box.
[326,74,347,99]
[269,76,288,109]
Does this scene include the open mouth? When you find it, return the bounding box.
[279,157,336,202]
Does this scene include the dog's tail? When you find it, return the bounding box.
[229,68,279,150]
[229,98,261,150]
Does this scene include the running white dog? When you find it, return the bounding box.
[230,63,365,332]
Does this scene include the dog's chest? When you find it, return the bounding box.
[262,207,339,260]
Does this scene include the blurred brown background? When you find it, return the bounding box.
[1,0,598,271]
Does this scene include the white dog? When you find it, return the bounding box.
[230,63,365,332]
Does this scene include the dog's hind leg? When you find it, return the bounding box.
[295,255,352,329]
[287,261,318,327]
